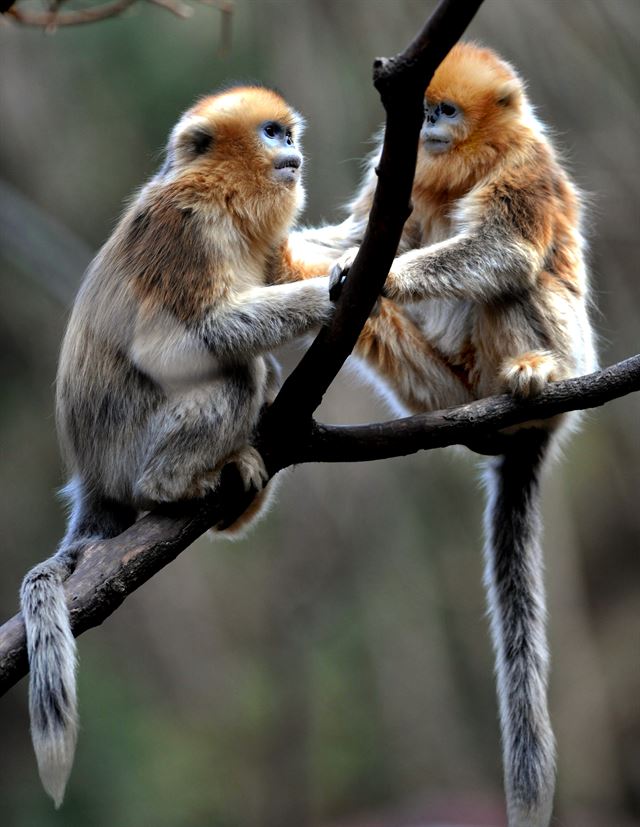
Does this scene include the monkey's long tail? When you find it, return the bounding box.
[20,547,80,809]
[482,431,555,827]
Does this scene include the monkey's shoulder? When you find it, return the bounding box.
[102,191,237,322]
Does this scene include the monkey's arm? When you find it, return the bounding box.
[201,278,333,359]
[292,218,362,261]
[271,217,365,285]
[336,184,550,304]
[383,226,543,303]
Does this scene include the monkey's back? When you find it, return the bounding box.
[56,254,165,502]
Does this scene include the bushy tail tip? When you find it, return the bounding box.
[21,558,78,807]
[33,725,78,808]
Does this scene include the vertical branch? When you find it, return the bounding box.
[262,0,484,440]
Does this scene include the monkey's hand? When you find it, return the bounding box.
[329,247,359,301]
[329,247,385,317]
[227,445,269,492]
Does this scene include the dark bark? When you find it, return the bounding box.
[2,355,639,694]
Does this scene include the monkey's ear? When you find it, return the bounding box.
[185,125,214,156]
[496,80,521,108]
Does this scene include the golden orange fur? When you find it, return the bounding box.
[287,43,596,827]
[317,42,595,405]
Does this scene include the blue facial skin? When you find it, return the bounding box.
[260,121,302,183]
[421,101,463,154]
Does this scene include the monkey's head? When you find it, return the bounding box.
[416,43,528,191]
[161,86,306,238]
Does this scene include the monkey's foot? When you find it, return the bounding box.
[501,351,561,398]
[227,445,269,492]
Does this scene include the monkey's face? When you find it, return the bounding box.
[415,43,525,190]
[258,119,303,186]
[421,99,465,154]
[162,87,306,232]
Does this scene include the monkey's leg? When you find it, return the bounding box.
[355,299,473,414]
[473,301,570,402]
[483,431,555,827]
[137,394,275,537]
[21,480,135,807]
[134,377,262,507]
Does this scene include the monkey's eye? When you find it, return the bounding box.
[440,103,457,117]
[263,122,282,139]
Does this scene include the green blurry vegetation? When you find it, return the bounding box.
[1,2,640,825]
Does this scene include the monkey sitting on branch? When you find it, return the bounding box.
[21,86,335,808]
[286,42,596,827]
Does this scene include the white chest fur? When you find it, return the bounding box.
[130,309,222,394]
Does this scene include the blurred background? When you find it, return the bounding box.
[1,1,639,825]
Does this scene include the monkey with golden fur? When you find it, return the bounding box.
[20,86,335,808]
[285,43,596,827]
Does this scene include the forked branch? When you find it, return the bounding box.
[5,0,635,700]
[0,0,486,694]
[1,354,638,693]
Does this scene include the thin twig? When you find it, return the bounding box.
[6,0,221,26]
[298,355,640,464]
[8,0,136,26]
[146,0,193,20]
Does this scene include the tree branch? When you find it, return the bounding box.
[7,0,632,715]
[1,354,638,694]
[0,0,487,696]
[6,0,137,26]
[4,0,230,27]
[297,355,640,464]
[262,0,484,434]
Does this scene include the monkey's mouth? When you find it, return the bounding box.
[422,131,452,153]
[273,158,302,171]
[423,137,452,153]
[273,155,302,183]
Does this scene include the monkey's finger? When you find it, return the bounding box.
[329,269,349,302]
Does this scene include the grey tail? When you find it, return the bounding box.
[483,431,555,827]
[20,483,135,808]
[21,552,80,808]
